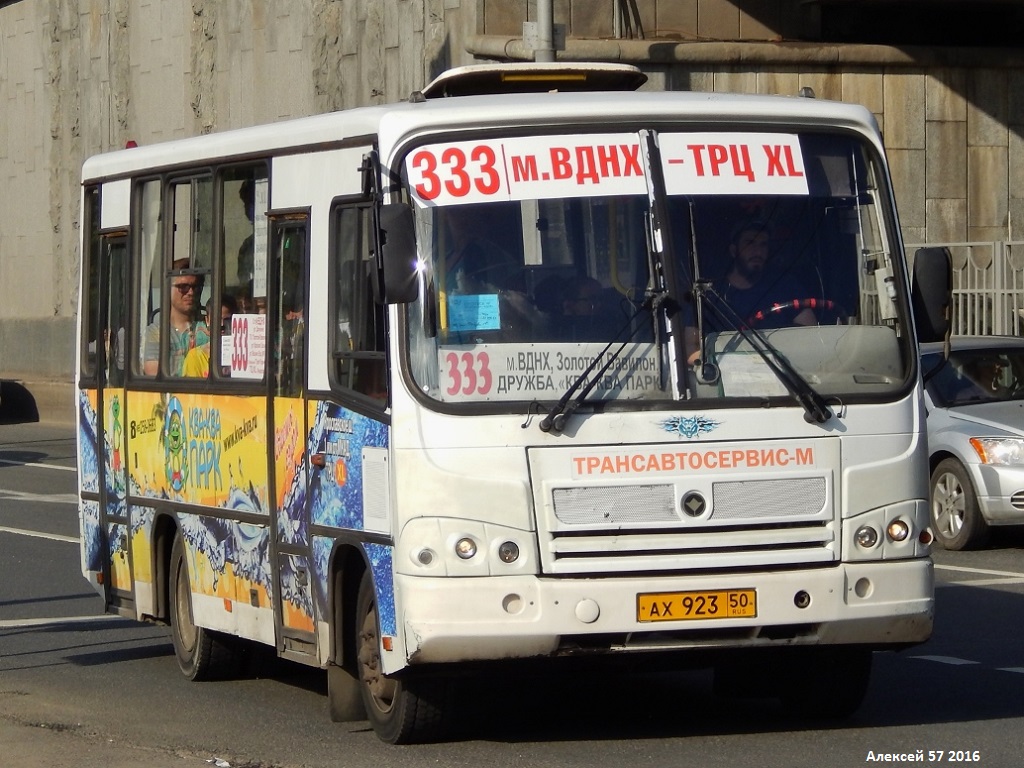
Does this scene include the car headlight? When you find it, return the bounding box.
[969,437,1024,466]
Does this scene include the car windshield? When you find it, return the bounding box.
[925,346,1024,406]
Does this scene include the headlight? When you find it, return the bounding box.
[454,537,478,559]
[855,525,879,548]
[886,519,910,542]
[969,437,1024,466]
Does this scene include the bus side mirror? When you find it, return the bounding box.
[911,246,952,344]
[376,203,419,305]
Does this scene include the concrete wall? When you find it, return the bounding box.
[0,0,479,422]
[1,0,1022,423]
[671,61,1024,248]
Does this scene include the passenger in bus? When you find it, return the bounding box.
[554,274,622,341]
[209,294,238,376]
[440,205,545,339]
[209,293,238,334]
[237,179,256,291]
[684,218,815,363]
[277,297,305,396]
[88,326,125,380]
[143,259,211,376]
[442,205,521,294]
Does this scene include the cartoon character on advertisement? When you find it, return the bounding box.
[109,395,123,473]
[163,396,189,493]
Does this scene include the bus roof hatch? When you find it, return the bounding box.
[417,62,648,99]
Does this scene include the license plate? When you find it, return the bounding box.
[636,589,757,623]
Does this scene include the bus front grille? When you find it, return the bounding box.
[540,477,836,575]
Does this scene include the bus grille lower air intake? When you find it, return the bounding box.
[542,477,835,575]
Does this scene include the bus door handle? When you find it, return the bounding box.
[310,453,327,468]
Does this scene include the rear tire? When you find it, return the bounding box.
[930,458,990,550]
[355,572,452,743]
[169,534,235,681]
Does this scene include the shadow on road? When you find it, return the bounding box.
[0,382,40,425]
[436,584,1024,743]
[0,450,51,467]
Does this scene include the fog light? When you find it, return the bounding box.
[497,541,520,563]
[855,525,879,548]
[887,520,910,542]
[854,577,873,598]
[454,537,477,559]
[919,529,933,545]
[416,548,434,566]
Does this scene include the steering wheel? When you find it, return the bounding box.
[746,297,848,328]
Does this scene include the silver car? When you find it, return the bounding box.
[923,336,1024,549]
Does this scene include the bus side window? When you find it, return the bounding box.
[81,186,101,380]
[221,167,269,318]
[273,221,307,397]
[134,179,163,377]
[219,166,269,380]
[138,175,214,378]
[331,204,387,402]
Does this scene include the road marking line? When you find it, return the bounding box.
[910,655,979,665]
[935,563,1024,579]
[0,489,78,505]
[0,459,76,472]
[0,615,126,629]
[943,577,1024,587]
[0,525,79,544]
[998,667,1024,675]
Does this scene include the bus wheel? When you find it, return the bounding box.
[327,663,365,722]
[355,573,451,743]
[169,534,233,681]
[778,646,873,719]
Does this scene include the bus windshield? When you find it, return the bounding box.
[403,129,911,406]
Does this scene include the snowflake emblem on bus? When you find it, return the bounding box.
[660,414,720,439]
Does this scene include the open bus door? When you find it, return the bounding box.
[266,214,317,662]
[84,232,132,612]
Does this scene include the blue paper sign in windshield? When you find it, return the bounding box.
[448,293,501,332]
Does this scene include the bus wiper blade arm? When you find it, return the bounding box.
[539,291,663,434]
[701,287,832,425]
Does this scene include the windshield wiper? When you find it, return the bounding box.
[694,281,833,424]
[539,291,664,434]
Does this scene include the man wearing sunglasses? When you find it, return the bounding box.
[143,258,211,376]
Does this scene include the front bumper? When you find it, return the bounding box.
[394,558,933,668]
[975,464,1024,525]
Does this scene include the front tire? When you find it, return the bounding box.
[930,458,990,550]
[778,646,873,719]
[169,534,235,681]
[355,573,452,743]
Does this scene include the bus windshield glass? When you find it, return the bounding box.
[403,129,910,406]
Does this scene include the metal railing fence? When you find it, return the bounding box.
[908,241,1024,337]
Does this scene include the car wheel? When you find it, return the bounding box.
[930,458,990,550]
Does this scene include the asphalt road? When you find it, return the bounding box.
[3,421,1024,768]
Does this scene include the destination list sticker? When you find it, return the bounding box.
[437,342,661,401]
